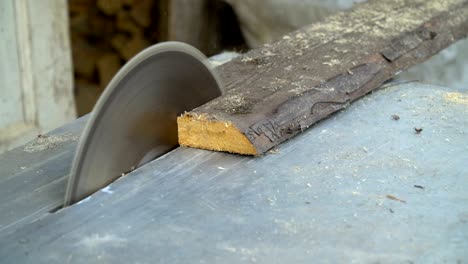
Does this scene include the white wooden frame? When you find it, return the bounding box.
[0,0,75,153]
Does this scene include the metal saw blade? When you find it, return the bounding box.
[64,42,222,206]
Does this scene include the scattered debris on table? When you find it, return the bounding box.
[386,194,407,203]
[23,133,78,153]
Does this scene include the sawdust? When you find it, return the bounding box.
[238,0,464,81]
[386,194,407,203]
[323,59,341,66]
[444,92,468,106]
[274,218,299,235]
[303,0,462,47]
[23,133,78,153]
[221,94,248,113]
[78,234,126,249]
[217,243,259,262]
[268,148,280,154]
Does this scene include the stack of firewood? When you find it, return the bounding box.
[69,0,159,115]
[69,0,247,116]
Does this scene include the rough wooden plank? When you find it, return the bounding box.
[178,0,468,155]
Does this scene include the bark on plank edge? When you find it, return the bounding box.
[178,0,468,155]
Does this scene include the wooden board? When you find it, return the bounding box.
[178,0,468,155]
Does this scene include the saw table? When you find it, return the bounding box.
[0,81,467,263]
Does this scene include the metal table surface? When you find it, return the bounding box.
[0,82,467,263]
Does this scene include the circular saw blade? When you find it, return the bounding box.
[65,42,222,206]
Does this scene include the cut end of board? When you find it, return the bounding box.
[177,113,257,155]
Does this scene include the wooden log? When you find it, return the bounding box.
[116,10,141,35]
[96,53,121,88]
[110,32,150,61]
[110,33,128,54]
[130,0,153,28]
[124,34,149,60]
[70,33,100,79]
[96,0,123,16]
[70,8,115,38]
[69,0,94,15]
[74,79,102,116]
[178,0,468,155]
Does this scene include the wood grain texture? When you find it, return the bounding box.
[178,0,468,155]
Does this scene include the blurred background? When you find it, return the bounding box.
[1,0,468,153]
